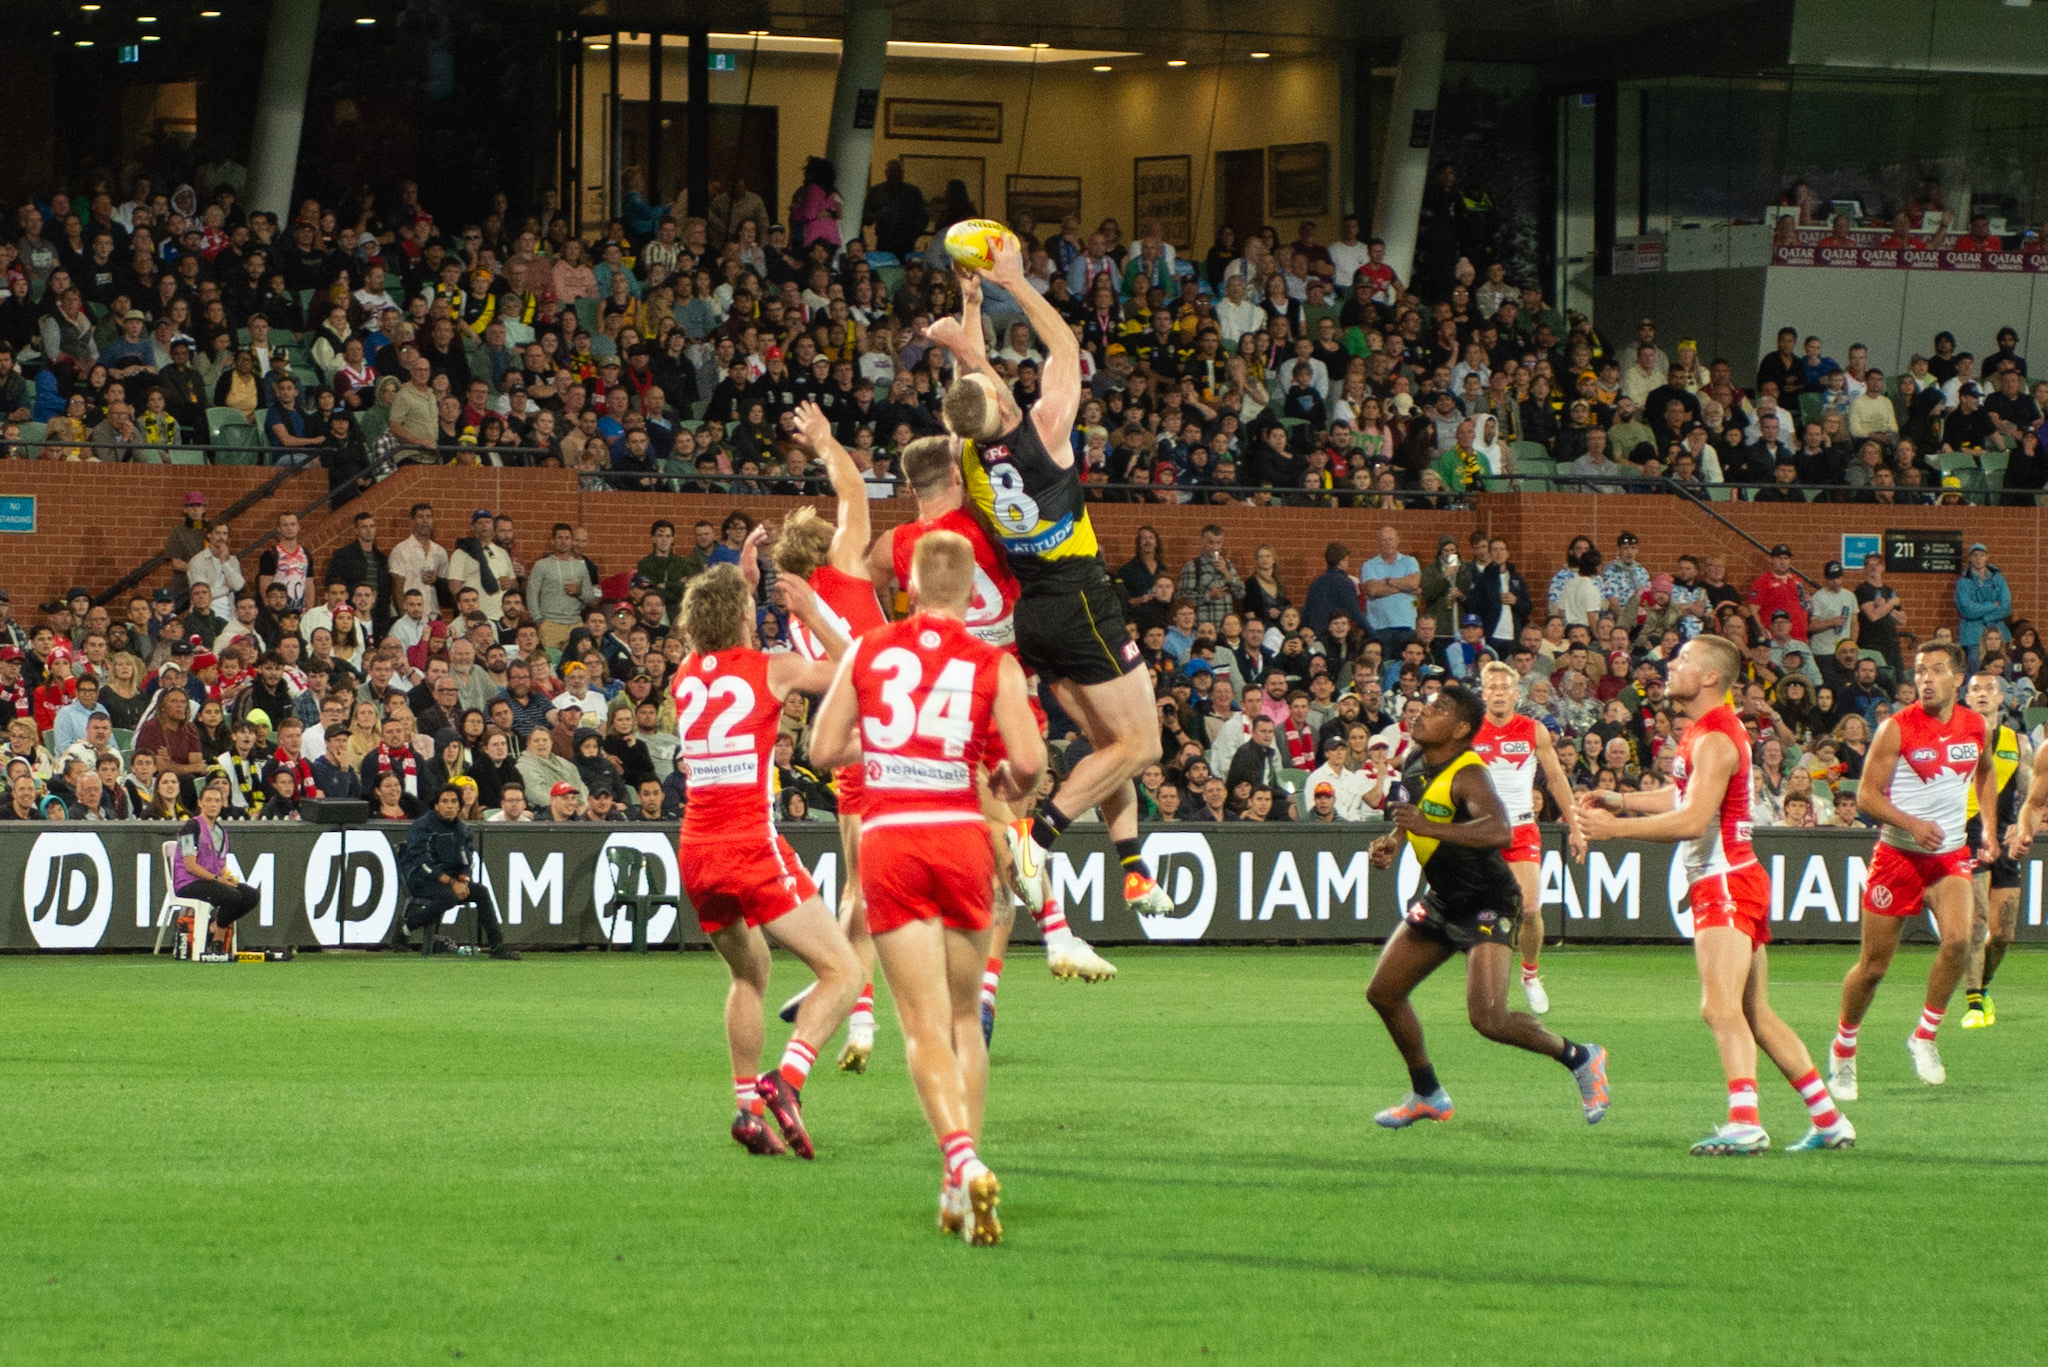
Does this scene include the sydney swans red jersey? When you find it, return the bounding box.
[890,510,1020,651]
[673,647,781,843]
[1471,712,1540,828]
[786,563,887,662]
[1671,702,1757,882]
[846,613,1002,830]
[1880,703,1985,854]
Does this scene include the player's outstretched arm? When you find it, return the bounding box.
[2008,741,2048,856]
[775,575,849,661]
[1579,734,1729,842]
[985,654,1046,803]
[1972,741,2000,862]
[1533,723,1586,858]
[863,530,900,613]
[1854,718,1944,850]
[805,650,863,771]
[985,241,1081,462]
[793,400,872,575]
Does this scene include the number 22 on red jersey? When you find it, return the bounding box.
[673,649,780,839]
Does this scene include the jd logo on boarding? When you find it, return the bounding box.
[303,832,398,946]
[1135,833,1215,940]
[23,832,112,949]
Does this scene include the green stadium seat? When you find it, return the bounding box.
[167,446,209,465]
[207,407,252,443]
[573,297,601,335]
[2026,707,2048,734]
[213,426,263,463]
[1937,451,1979,476]
[1798,391,1824,426]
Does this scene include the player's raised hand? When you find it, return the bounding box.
[953,270,983,307]
[739,523,768,594]
[984,237,1025,288]
[772,573,817,620]
[792,400,833,450]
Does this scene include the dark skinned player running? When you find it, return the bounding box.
[1365,685,1611,1129]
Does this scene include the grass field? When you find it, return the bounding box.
[3,944,2045,1366]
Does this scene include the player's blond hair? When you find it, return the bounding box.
[772,505,834,578]
[941,374,1005,442]
[901,435,959,498]
[1689,633,1742,691]
[680,565,751,654]
[1479,661,1520,687]
[910,531,975,615]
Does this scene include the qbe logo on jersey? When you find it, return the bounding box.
[303,832,399,946]
[22,832,113,949]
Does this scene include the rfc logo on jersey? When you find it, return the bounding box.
[1947,743,1980,763]
[1910,748,1938,763]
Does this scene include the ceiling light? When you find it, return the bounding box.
[137,15,156,22]
[589,41,608,49]
[80,4,100,10]
[1029,41,1049,48]
[747,29,770,36]
[1166,59,1186,66]
[142,33,159,40]
[200,9,221,15]
[354,15,375,23]
[1092,64,1111,71]
[75,38,93,45]
[1250,51,1270,58]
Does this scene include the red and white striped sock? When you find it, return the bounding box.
[1520,959,1541,983]
[1035,898,1070,941]
[1792,1068,1842,1129]
[981,957,1004,1010]
[778,1039,817,1090]
[1726,1078,1760,1127]
[940,1129,987,1183]
[1914,1004,1945,1041]
[1831,1019,1860,1059]
[850,983,875,1031]
[734,1074,764,1116]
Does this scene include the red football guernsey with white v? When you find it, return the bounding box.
[847,613,1002,831]
[785,563,887,662]
[1880,703,1985,854]
[890,509,1020,652]
[1471,711,1542,864]
[1672,702,1759,882]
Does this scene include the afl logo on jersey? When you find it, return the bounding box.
[919,630,941,648]
[1501,741,1532,757]
[1947,743,1980,763]
[1910,748,1938,763]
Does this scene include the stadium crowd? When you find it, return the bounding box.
[0,160,2038,830]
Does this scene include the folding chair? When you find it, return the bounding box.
[602,847,682,954]
[153,840,219,959]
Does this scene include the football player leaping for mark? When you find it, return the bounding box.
[925,241,1175,927]
[809,531,1047,1245]
[874,434,1118,1016]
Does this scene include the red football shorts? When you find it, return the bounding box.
[1863,841,1974,919]
[860,819,995,936]
[834,763,866,820]
[1690,865,1772,948]
[680,836,817,935]
[1504,821,1542,865]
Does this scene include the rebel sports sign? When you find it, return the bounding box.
[5,823,2045,951]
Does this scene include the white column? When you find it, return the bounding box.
[1371,31,1446,286]
[825,0,892,246]
[244,0,323,224]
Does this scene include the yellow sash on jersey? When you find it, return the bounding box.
[1966,725,2019,820]
[960,437,1101,563]
[1405,750,1486,866]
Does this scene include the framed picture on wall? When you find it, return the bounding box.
[900,155,987,220]
[1268,142,1330,219]
[1006,175,1082,230]
[884,98,1004,143]
[1133,155,1193,249]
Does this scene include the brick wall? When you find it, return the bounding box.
[4,465,2040,636]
